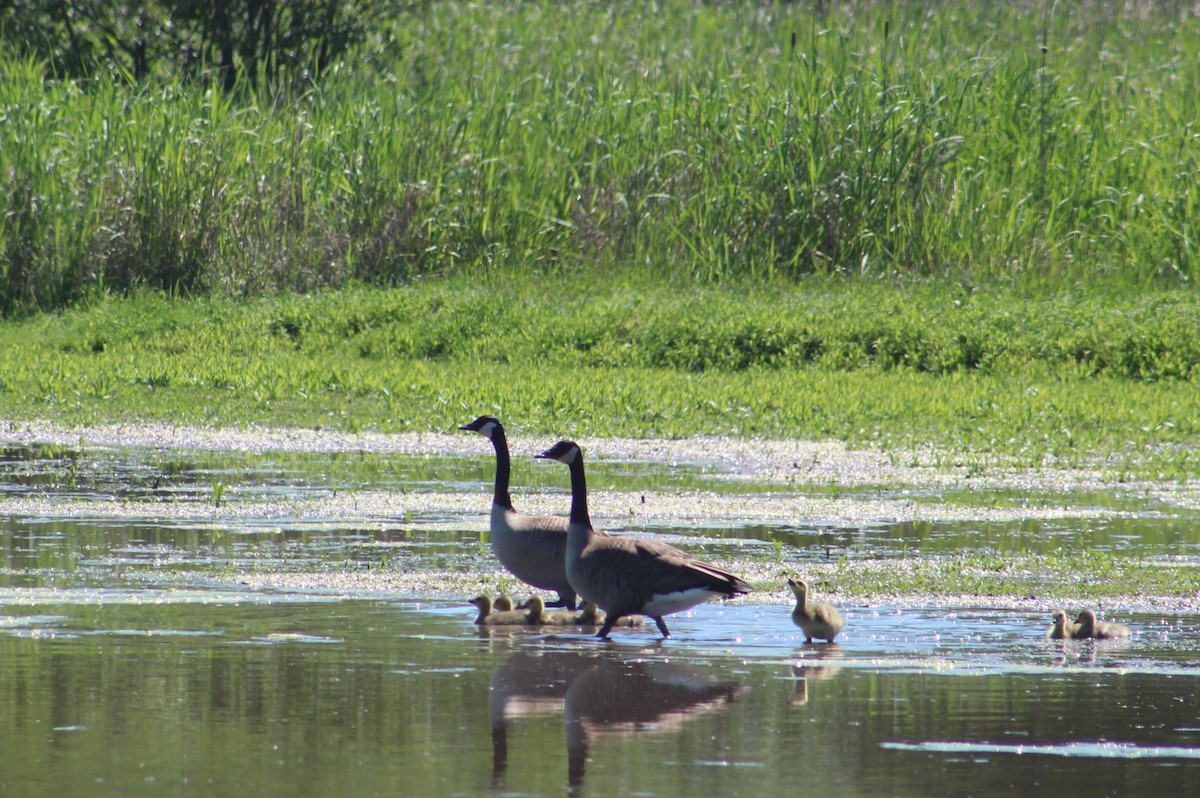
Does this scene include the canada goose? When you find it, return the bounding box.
[461,416,577,610]
[787,578,844,643]
[1073,609,1131,639]
[493,594,515,612]
[1046,609,1078,640]
[536,440,752,639]
[469,594,534,626]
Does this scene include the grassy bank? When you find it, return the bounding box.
[4,1,1200,313]
[1,275,1198,479]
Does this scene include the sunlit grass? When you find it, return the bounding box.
[1,276,1198,480]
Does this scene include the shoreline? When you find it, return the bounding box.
[3,418,1198,614]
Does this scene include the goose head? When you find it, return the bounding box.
[535,440,581,464]
[519,595,547,619]
[1074,609,1097,633]
[786,577,809,601]
[577,601,601,624]
[493,594,515,612]
[460,415,502,438]
[469,595,493,614]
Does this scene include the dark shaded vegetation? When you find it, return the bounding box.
[0,0,390,87]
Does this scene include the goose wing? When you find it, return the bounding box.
[584,535,750,611]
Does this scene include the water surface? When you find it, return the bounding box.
[2,442,1199,797]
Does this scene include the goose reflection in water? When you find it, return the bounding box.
[485,647,746,791]
[564,653,747,790]
[488,648,597,784]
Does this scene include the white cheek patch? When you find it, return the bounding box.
[562,447,579,465]
[479,421,498,437]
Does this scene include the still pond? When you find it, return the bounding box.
[2,439,1199,797]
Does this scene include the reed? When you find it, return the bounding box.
[2,1,1200,314]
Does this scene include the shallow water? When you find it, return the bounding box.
[2,442,1200,797]
[3,597,1200,798]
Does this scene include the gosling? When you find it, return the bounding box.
[1046,609,1079,640]
[521,596,644,629]
[1073,609,1131,640]
[469,594,533,626]
[520,595,583,626]
[575,600,643,629]
[788,577,844,643]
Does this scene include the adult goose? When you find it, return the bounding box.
[536,440,751,639]
[461,416,577,609]
[787,577,844,643]
[1046,609,1078,640]
[1073,609,1131,640]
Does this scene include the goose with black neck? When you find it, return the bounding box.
[535,439,751,639]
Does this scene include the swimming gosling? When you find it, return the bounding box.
[536,441,751,639]
[575,600,643,629]
[520,595,582,626]
[788,577,844,643]
[516,596,645,629]
[1046,609,1079,640]
[461,416,577,609]
[469,594,534,626]
[1073,609,1131,640]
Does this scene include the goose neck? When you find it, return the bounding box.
[490,429,513,509]
[566,457,590,529]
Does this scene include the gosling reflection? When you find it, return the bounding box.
[564,654,747,790]
[789,645,844,707]
[488,648,597,784]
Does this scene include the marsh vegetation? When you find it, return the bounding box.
[0,3,1199,467]
[3,6,1200,791]
[3,0,1200,311]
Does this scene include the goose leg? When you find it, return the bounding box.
[652,617,671,638]
[596,616,617,639]
[546,592,578,611]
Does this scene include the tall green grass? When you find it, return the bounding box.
[3,1,1200,314]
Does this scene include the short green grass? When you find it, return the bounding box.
[1,274,1198,481]
[3,1,1200,313]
